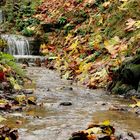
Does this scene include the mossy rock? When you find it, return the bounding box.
[109,54,140,95]
[111,81,132,95]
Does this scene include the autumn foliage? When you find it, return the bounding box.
[33,0,140,89]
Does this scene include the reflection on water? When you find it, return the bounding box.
[92,110,140,133]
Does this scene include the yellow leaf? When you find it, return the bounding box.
[62,71,71,79]
[129,104,136,108]
[0,99,8,105]
[136,102,140,107]
[135,20,140,29]
[102,120,110,126]
[65,33,72,41]
[40,44,47,49]
[129,102,140,108]
[85,127,102,134]
[68,40,79,50]
[15,95,26,104]
[0,115,6,122]
[14,84,21,90]
[129,97,140,108]
[5,137,9,140]
[9,77,21,90]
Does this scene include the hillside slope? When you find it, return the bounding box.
[38,0,140,89]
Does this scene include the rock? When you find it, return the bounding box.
[125,90,140,99]
[68,87,73,91]
[108,54,140,97]
[101,102,107,106]
[9,129,19,140]
[16,120,23,125]
[109,105,128,111]
[23,89,34,94]
[59,102,72,106]
[21,64,28,69]
[135,108,140,115]
[35,58,41,67]
[60,86,73,91]
[46,88,50,91]
[127,132,137,139]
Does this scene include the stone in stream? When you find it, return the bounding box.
[109,54,140,96]
[59,86,73,91]
[23,89,34,95]
[59,102,72,106]
[135,108,140,115]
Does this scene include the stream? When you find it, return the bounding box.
[2,67,140,140]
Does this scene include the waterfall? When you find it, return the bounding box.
[0,9,3,23]
[1,34,30,55]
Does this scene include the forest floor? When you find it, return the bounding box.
[2,67,140,140]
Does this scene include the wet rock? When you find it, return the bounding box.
[35,58,41,67]
[124,90,140,99]
[1,82,10,90]
[68,87,73,91]
[16,120,23,125]
[59,102,72,106]
[9,129,19,140]
[117,132,140,140]
[46,88,50,91]
[0,126,18,140]
[21,64,28,69]
[127,132,137,140]
[101,102,107,106]
[109,54,140,97]
[23,89,34,94]
[61,86,73,91]
[11,106,22,111]
[135,108,140,115]
[109,105,128,111]
[22,60,29,69]
[95,101,108,106]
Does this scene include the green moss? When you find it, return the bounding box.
[22,28,35,37]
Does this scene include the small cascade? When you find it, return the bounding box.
[1,34,30,55]
[0,9,3,23]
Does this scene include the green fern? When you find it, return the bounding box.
[0,52,25,77]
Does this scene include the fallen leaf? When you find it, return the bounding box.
[0,115,6,122]
[125,18,136,31]
[15,95,26,104]
[102,120,110,126]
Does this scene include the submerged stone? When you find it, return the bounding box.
[59,102,72,106]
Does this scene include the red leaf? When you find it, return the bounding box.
[0,72,5,81]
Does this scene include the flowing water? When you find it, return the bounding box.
[2,67,140,140]
[13,55,45,63]
[0,9,3,23]
[1,34,30,55]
